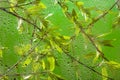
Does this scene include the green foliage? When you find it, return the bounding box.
[0,0,120,80]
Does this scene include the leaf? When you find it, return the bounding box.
[106,61,120,69]
[75,26,80,36]
[58,2,68,12]
[0,49,2,57]
[96,31,112,38]
[23,75,32,80]
[41,60,46,69]
[102,67,108,80]
[48,76,52,80]
[84,52,96,59]
[55,44,63,53]
[75,1,84,8]
[17,0,27,4]
[63,36,70,40]
[99,39,115,47]
[22,57,32,67]
[50,40,63,53]
[48,57,55,71]
[26,2,46,15]
[93,52,100,63]
[72,9,78,20]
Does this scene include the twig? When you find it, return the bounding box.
[0,1,33,9]
[0,8,41,31]
[0,71,49,77]
[0,42,40,78]
[64,52,113,80]
[87,0,119,29]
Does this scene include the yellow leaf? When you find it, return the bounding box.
[63,36,70,40]
[76,1,84,7]
[48,57,55,71]
[102,67,108,80]
[22,57,32,67]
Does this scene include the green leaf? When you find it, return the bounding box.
[102,67,108,80]
[106,61,120,69]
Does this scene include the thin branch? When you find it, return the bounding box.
[0,1,33,9]
[58,1,113,79]
[87,0,119,29]
[0,71,49,77]
[80,27,109,61]
[64,52,113,80]
[0,42,40,78]
[0,8,41,31]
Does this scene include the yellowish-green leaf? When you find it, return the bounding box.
[27,2,46,15]
[102,67,108,80]
[55,44,63,53]
[72,9,78,20]
[93,52,100,63]
[48,76,52,80]
[48,57,55,71]
[0,49,3,57]
[42,60,46,69]
[106,61,120,69]
[76,1,84,8]
[63,36,70,40]
[22,57,32,67]
[75,26,80,36]
[14,46,24,55]
[15,44,31,56]
[84,52,95,59]
[33,62,41,72]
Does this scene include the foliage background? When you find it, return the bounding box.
[0,0,120,80]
